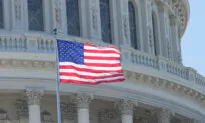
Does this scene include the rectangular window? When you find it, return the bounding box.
[66,0,80,36]
[100,0,112,43]
[27,0,44,31]
[0,0,4,28]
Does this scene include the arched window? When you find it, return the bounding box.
[100,0,112,43]
[27,0,44,31]
[0,0,3,28]
[66,0,80,36]
[152,12,158,55]
[128,1,137,49]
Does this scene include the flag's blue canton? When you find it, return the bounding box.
[57,40,84,65]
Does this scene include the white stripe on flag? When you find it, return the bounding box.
[84,59,120,64]
[84,52,120,57]
[84,46,120,53]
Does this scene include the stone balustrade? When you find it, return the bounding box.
[0,33,204,90]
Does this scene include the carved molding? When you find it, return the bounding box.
[123,14,129,42]
[25,88,44,105]
[61,102,76,121]
[0,109,8,120]
[41,110,52,122]
[14,0,21,20]
[98,108,118,122]
[16,98,28,119]
[0,60,55,70]
[54,0,62,26]
[90,6,98,31]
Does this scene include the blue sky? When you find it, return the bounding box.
[181,0,205,76]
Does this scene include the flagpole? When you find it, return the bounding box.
[53,28,62,123]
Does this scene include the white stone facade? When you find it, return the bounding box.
[0,0,204,123]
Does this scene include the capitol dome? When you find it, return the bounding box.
[0,0,204,123]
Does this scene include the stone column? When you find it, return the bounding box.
[157,109,171,123]
[16,99,29,123]
[119,99,134,123]
[76,94,92,123]
[25,88,44,123]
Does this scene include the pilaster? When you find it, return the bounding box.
[44,0,51,32]
[51,0,66,34]
[170,15,181,63]
[157,2,169,58]
[139,0,150,53]
[85,0,102,41]
[117,0,131,46]
[11,0,24,31]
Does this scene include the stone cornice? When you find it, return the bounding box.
[124,70,205,103]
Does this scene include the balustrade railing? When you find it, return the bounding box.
[121,46,205,88]
[0,33,204,88]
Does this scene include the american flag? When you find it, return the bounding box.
[57,40,125,84]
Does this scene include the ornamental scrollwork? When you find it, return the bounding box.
[123,14,129,42]
[41,110,52,122]
[61,102,76,121]
[98,108,118,122]
[16,98,28,119]
[14,0,21,20]
[91,6,98,31]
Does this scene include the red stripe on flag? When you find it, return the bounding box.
[84,63,121,67]
[84,49,120,54]
[59,65,123,73]
[60,78,125,85]
[59,72,124,79]
[84,43,118,50]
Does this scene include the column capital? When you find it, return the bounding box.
[76,93,92,109]
[25,88,44,105]
[119,99,135,116]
